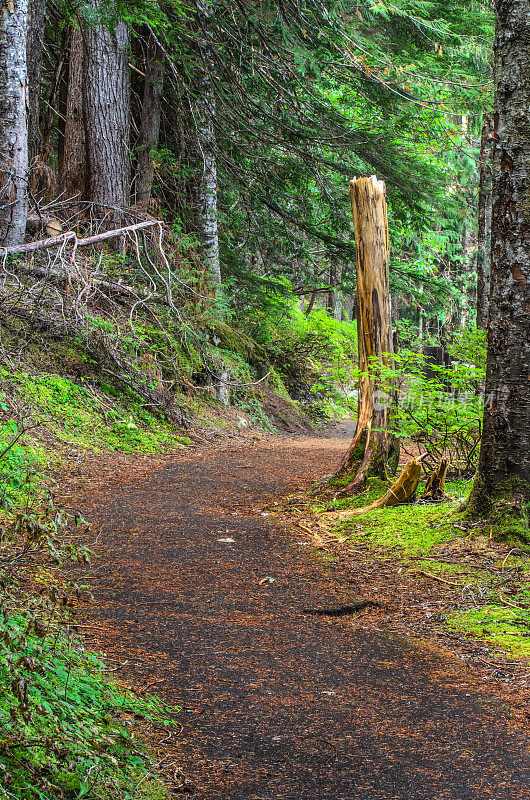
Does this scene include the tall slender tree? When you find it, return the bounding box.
[195,0,221,284]
[27,0,46,164]
[0,0,29,246]
[467,0,530,515]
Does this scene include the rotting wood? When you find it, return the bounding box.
[423,459,449,501]
[325,455,424,520]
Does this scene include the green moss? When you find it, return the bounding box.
[319,476,388,511]
[447,604,530,659]
[465,474,530,541]
[0,370,190,503]
[342,503,460,555]
[208,319,267,365]
[268,366,291,399]
[321,473,530,660]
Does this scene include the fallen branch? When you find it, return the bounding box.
[0,306,189,428]
[0,220,161,257]
[324,455,426,520]
[0,424,40,461]
[12,260,170,308]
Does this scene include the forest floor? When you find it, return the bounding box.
[64,426,530,800]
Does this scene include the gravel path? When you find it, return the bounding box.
[81,434,530,799]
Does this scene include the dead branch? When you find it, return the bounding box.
[0,305,189,428]
[11,260,170,308]
[0,220,161,257]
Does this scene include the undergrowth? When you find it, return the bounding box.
[0,615,174,800]
[0,401,177,800]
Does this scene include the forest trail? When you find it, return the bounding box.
[78,432,530,800]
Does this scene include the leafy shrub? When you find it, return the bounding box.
[238,295,358,420]
[364,329,487,477]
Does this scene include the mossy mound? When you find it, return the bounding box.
[207,320,268,369]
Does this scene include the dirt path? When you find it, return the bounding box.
[78,432,530,799]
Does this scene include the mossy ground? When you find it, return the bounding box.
[323,475,530,660]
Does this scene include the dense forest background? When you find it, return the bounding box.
[1,0,494,350]
[8,3,530,799]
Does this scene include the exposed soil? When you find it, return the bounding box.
[68,429,530,799]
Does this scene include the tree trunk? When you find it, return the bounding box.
[135,30,164,206]
[60,25,89,201]
[196,0,221,285]
[26,0,46,165]
[305,291,317,316]
[476,114,493,330]
[467,1,530,517]
[329,263,343,320]
[41,28,67,162]
[0,0,29,247]
[334,176,399,494]
[84,4,130,219]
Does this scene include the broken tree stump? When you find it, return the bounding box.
[325,456,424,520]
[422,459,448,501]
[332,176,399,495]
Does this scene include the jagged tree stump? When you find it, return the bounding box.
[422,459,448,501]
[333,176,399,496]
[325,456,424,520]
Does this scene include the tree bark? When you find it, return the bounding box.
[476,114,493,330]
[0,0,29,246]
[423,459,448,501]
[27,0,46,165]
[84,4,131,219]
[334,176,399,494]
[135,30,164,206]
[196,0,221,285]
[60,25,89,201]
[467,0,530,516]
[329,263,343,320]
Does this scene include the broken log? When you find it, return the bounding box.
[422,459,448,501]
[325,455,425,520]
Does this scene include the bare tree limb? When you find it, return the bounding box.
[0,220,162,257]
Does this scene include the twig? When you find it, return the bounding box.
[0,424,40,460]
[407,568,463,587]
